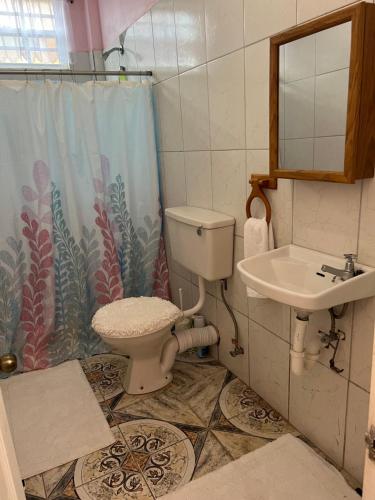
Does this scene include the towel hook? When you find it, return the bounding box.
[246,175,277,224]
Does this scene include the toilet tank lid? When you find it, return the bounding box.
[165,206,235,229]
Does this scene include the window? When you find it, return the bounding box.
[0,0,69,68]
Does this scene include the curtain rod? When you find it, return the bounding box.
[0,69,152,77]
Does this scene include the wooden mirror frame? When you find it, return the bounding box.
[270,2,375,183]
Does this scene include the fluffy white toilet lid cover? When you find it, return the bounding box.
[92,297,183,338]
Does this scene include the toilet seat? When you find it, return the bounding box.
[92,296,183,338]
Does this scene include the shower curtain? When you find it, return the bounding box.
[0,79,170,373]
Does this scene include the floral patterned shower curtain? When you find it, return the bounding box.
[0,79,170,373]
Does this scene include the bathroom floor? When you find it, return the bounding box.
[23,354,357,500]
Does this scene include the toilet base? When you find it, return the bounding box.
[100,326,174,395]
[124,358,173,394]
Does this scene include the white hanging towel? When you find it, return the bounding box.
[244,218,274,298]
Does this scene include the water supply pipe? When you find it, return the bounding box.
[160,325,219,375]
[183,275,206,317]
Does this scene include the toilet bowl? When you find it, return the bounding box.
[92,297,183,394]
[92,207,235,395]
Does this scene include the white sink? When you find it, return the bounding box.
[237,245,375,312]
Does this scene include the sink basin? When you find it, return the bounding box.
[237,244,375,312]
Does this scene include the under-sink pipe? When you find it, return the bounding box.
[290,315,309,376]
[304,333,321,370]
[160,325,219,375]
[183,275,206,317]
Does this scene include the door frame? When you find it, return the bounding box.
[0,387,25,500]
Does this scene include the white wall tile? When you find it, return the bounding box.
[284,33,315,83]
[155,77,184,151]
[249,299,291,343]
[246,149,270,176]
[207,50,246,150]
[315,69,349,137]
[133,12,156,73]
[179,65,210,151]
[212,150,247,236]
[344,383,369,483]
[204,0,244,61]
[290,362,348,466]
[358,178,375,267]
[269,180,294,247]
[244,0,296,45]
[249,321,290,418]
[284,77,315,139]
[351,297,375,392]
[314,136,345,171]
[297,0,361,24]
[216,236,247,315]
[284,138,314,170]
[174,0,207,73]
[293,180,361,256]
[185,151,213,209]
[151,0,178,81]
[217,300,250,384]
[316,21,351,75]
[159,152,186,208]
[170,272,193,309]
[245,40,269,149]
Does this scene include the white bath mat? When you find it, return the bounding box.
[162,434,359,500]
[1,360,115,479]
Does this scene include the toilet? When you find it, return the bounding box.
[92,206,235,395]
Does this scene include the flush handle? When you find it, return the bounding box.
[365,425,375,461]
[196,225,203,236]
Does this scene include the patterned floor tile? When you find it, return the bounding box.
[193,430,233,479]
[118,419,187,455]
[219,378,262,419]
[121,391,205,427]
[166,362,227,426]
[96,371,125,403]
[24,474,46,499]
[220,378,298,440]
[74,427,130,487]
[211,430,270,460]
[117,419,195,498]
[229,404,298,440]
[85,354,129,375]
[113,390,163,413]
[75,469,153,500]
[142,439,195,498]
[113,362,227,429]
[43,461,75,497]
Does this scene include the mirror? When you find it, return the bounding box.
[279,22,351,172]
[269,2,375,184]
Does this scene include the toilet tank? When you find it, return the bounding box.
[165,206,235,281]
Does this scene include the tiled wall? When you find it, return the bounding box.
[107,0,375,484]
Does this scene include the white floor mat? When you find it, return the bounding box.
[1,360,115,479]
[162,434,359,500]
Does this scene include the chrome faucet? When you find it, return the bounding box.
[321,254,357,282]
